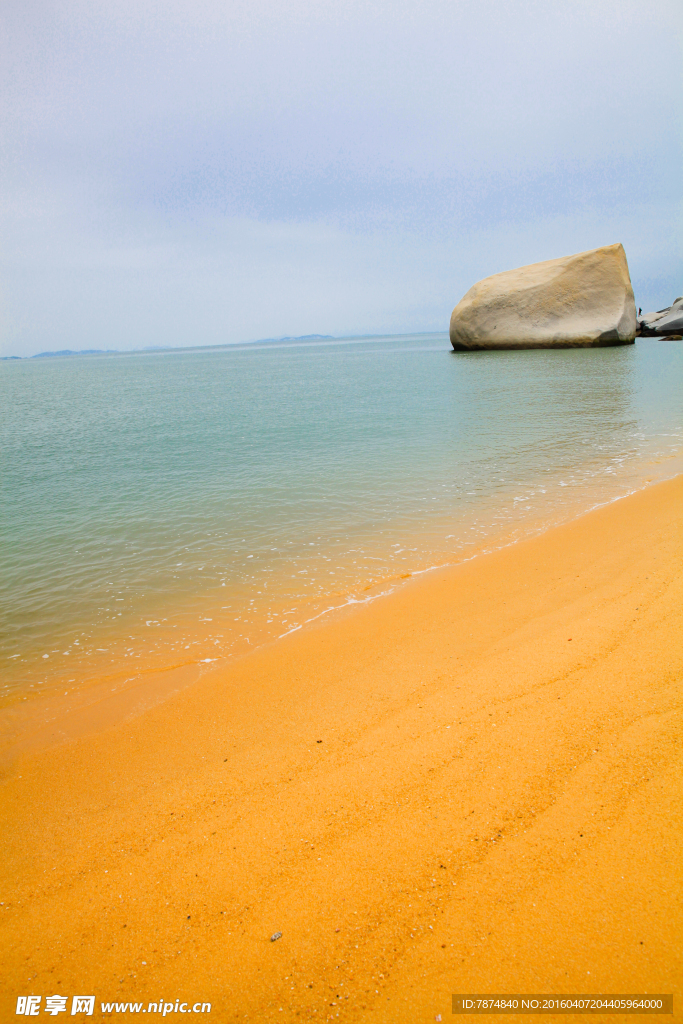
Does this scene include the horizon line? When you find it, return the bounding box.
[1,330,450,361]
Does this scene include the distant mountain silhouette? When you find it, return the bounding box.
[4,336,337,360]
[32,349,117,358]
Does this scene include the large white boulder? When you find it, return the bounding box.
[450,244,637,350]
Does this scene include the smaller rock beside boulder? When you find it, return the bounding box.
[638,297,683,337]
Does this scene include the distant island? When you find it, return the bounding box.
[0,335,335,360]
[1,335,336,361]
[33,349,119,358]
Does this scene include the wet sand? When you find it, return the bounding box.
[1,476,681,1021]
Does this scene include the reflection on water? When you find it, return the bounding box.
[1,335,682,702]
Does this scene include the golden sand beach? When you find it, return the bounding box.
[2,475,682,1021]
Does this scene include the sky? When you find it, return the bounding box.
[1,0,682,357]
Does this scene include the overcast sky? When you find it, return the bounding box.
[1,0,681,356]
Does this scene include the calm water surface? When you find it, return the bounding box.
[2,334,682,701]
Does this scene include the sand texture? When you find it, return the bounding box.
[2,476,682,1021]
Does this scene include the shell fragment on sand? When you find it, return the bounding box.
[450,243,637,351]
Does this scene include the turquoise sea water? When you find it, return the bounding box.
[2,334,683,701]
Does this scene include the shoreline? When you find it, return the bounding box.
[4,335,683,730]
[3,451,683,765]
[1,473,681,1019]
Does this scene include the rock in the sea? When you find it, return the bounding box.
[639,297,683,337]
[450,244,637,351]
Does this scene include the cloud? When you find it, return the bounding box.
[1,0,681,355]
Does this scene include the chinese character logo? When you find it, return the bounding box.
[16,997,41,1016]
[45,996,68,1015]
[71,997,95,1016]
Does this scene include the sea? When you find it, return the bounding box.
[2,333,683,723]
